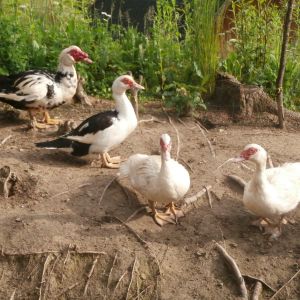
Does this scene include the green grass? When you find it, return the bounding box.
[0,0,299,112]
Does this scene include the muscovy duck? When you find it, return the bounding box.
[119,133,190,226]
[0,45,92,128]
[232,144,300,238]
[36,74,144,168]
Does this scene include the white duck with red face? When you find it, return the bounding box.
[36,75,144,168]
[119,133,190,225]
[0,45,92,128]
[233,143,300,238]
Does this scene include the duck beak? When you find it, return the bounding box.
[83,57,93,64]
[132,82,145,90]
[231,156,245,163]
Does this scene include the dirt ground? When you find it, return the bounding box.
[0,99,299,300]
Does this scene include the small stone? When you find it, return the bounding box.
[86,191,93,197]
[216,281,223,288]
[140,273,147,280]
[229,242,238,248]
[15,218,21,222]
[195,249,206,257]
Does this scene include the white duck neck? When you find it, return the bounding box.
[159,151,171,176]
[113,91,136,119]
[57,63,76,76]
[253,158,267,182]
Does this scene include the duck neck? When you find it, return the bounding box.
[57,63,76,77]
[160,151,171,177]
[113,91,136,120]
[253,159,267,183]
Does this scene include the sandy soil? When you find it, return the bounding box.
[0,100,299,300]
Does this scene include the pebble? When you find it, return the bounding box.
[195,249,206,257]
[15,218,21,222]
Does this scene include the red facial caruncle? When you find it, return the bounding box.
[240,147,258,160]
[121,77,134,88]
[69,49,91,63]
[160,138,171,152]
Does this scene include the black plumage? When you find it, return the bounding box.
[35,110,119,156]
[74,110,119,135]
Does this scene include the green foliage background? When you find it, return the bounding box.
[0,0,299,112]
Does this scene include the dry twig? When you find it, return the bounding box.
[125,206,147,223]
[43,253,61,300]
[251,280,263,300]
[112,270,128,299]
[177,118,197,130]
[38,254,52,300]
[195,122,216,158]
[1,135,12,145]
[126,256,138,300]
[50,183,91,199]
[98,176,117,205]
[109,215,161,298]
[138,117,166,124]
[132,284,153,300]
[183,185,212,206]
[54,282,79,299]
[195,120,209,133]
[205,186,213,208]
[243,274,275,293]
[215,242,248,299]
[2,249,106,256]
[110,216,148,248]
[269,269,300,299]
[83,255,99,296]
[106,252,118,293]
[9,289,16,300]
[63,244,72,265]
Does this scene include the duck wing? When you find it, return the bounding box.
[0,70,55,109]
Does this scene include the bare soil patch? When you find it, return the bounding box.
[0,100,299,299]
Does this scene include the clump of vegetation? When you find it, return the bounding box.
[220,0,300,110]
[0,0,299,112]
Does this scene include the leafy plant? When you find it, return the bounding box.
[220,0,300,109]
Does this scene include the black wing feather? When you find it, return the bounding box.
[68,110,119,137]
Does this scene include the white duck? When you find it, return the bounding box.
[0,45,92,128]
[36,75,144,168]
[232,144,300,238]
[119,133,190,226]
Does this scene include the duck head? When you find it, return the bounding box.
[160,133,172,161]
[233,144,267,165]
[59,45,93,66]
[112,75,145,95]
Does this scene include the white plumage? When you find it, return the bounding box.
[233,143,300,238]
[120,134,190,225]
[36,75,144,168]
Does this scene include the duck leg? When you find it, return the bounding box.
[251,217,282,239]
[250,218,270,231]
[148,200,176,226]
[28,109,47,129]
[43,111,62,125]
[106,152,122,164]
[164,202,184,223]
[101,152,120,169]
